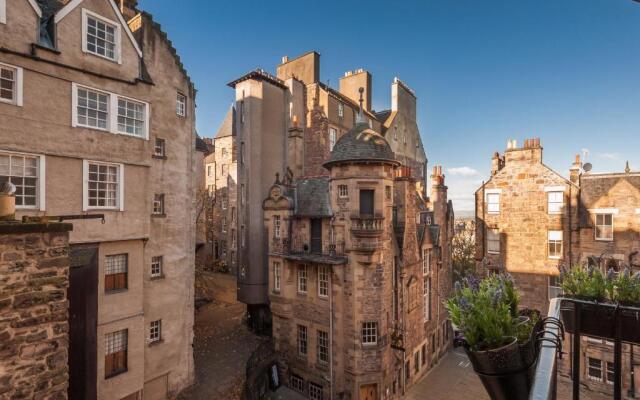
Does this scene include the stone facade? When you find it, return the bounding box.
[262,115,454,399]
[229,51,430,330]
[207,107,238,273]
[0,222,73,400]
[475,138,640,398]
[0,1,196,398]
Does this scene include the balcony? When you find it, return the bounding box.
[529,297,639,400]
[350,215,385,238]
[269,237,347,265]
[351,238,383,253]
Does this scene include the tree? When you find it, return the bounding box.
[452,218,476,282]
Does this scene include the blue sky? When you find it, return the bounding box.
[139,0,640,212]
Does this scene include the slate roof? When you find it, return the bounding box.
[227,69,287,89]
[324,122,398,169]
[294,177,332,217]
[215,106,236,138]
[36,0,68,20]
[429,225,441,245]
[373,110,392,124]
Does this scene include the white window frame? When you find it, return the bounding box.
[150,256,163,278]
[548,231,563,259]
[547,190,564,214]
[176,93,186,117]
[81,9,121,63]
[361,321,378,345]
[273,215,281,239]
[149,319,162,343]
[297,324,307,356]
[72,83,149,139]
[594,212,615,242]
[318,266,329,298]
[338,102,344,117]
[309,382,324,400]
[0,0,5,24]
[422,248,431,275]
[487,227,500,254]
[0,150,45,210]
[154,138,165,157]
[424,276,431,322]
[82,160,124,211]
[297,264,307,294]
[273,261,281,292]
[317,330,329,364]
[152,193,164,215]
[587,357,603,382]
[329,128,337,151]
[338,184,348,199]
[486,189,501,214]
[0,62,24,106]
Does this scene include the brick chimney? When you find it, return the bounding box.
[276,51,320,85]
[339,69,372,111]
[491,152,504,175]
[569,154,582,184]
[504,137,543,165]
[430,165,448,241]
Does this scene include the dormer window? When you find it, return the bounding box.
[83,10,120,62]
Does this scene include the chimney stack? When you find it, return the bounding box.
[119,0,138,20]
[491,152,504,175]
[339,69,372,111]
[570,154,582,184]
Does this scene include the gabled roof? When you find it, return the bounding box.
[215,106,235,139]
[294,177,332,217]
[227,69,287,89]
[195,136,209,153]
[35,0,142,57]
[317,82,380,122]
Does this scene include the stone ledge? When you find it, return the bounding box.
[0,222,73,235]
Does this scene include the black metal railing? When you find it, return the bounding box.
[270,237,345,258]
[529,297,640,400]
[529,298,562,400]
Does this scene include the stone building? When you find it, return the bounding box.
[228,51,430,331]
[475,139,640,398]
[0,216,73,399]
[207,106,238,272]
[262,97,454,399]
[0,0,196,398]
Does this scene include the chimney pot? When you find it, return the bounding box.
[282,56,289,63]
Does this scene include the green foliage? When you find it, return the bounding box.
[559,265,607,301]
[606,269,640,305]
[452,219,476,282]
[446,274,527,351]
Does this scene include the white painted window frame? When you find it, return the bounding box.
[338,184,348,198]
[547,191,564,214]
[82,159,124,211]
[273,261,281,292]
[485,188,501,214]
[0,150,45,210]
[0,62,24,106]
[318,265,329,298]
[592,210,616,242]
[487,227,500,254]
[0,0,5,24]
[329,127,337,151]
[297,264,307,294]
[548,230,563,259]
[81,9,122,63]
[72,83,149,139]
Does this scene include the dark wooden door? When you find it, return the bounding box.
[310,218,322,253]
[360,189,374,216]
[68,244,99,400]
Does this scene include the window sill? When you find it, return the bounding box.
[152,155,167,160]
[548,256,562,260]
[487,251,501,255]
[148,339,164,347]
[105,369,127,379]
[32,43,61,54]
[105,288,128,295]
[595,238,614,242]
[151,213,167,218]
[150,274,165,281]
[0,98,18,106]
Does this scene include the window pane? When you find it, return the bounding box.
[86,16,117,60]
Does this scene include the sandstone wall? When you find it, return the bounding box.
[0,223,72,400]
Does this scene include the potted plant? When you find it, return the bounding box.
[560,265,640,344]
[446,274,540,400]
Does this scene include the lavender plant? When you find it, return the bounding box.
[559,265,607,301]
[606,268,640,306]
[446,274,521,351]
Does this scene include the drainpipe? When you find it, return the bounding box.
[329,269,334,400]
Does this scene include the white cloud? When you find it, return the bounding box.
[447,166,480,177]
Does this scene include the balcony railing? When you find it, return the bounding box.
[529,297,639,400]
[270,237,347,264]
[350,215,385,237]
